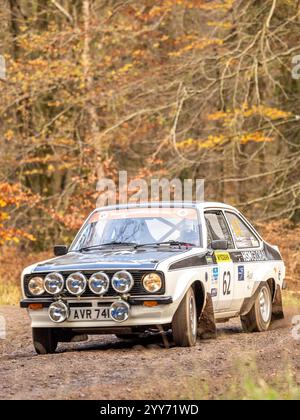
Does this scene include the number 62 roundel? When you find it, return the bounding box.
[223,271,231,296]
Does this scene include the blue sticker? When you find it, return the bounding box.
[238,266,245,281]
[211,288,218,298]
[212,267,219,283]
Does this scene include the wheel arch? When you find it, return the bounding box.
[172,279,206,320]
[191,280,206,318]
[172,279,216,340]
[240,277,282,318]
[265,278,284,321]
[267,278,276,302]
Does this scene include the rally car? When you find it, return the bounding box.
[20,202,285,354]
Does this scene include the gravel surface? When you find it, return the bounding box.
[0,306,300,400]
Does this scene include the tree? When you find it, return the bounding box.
[1,0,300,249]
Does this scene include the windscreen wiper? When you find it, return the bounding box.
[134,240,195,249]
[79,242,137,252]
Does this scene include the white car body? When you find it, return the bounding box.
[21,202,285,337]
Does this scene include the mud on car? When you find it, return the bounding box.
[20,202,285,354]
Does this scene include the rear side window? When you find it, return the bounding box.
[204,211,234,249]
[225,212,260,249]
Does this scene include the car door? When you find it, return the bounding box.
[224,211,261,312]
[204,210,235,312]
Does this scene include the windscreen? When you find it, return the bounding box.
[71,207,201,250]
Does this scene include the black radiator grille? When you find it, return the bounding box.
[24,270,165,298]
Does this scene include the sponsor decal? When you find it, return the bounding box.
[212,267,219,284]
[238,266,245,281]
[231,252,244,263]
[206,255,213,264]
[215,251,231,263]
[241,250,267,262]
[247,271,254,281]
[211,288,218,298]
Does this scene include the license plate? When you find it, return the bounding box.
[69,307,110,321]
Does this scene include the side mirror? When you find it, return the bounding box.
[210,240,228,251]
[54,245,68,256]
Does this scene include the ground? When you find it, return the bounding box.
[0,305,300,400]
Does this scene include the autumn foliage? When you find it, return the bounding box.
[0,0,300,248]
[0,183,36,244]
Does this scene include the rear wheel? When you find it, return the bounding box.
[32,328,58,355]
[241,284,272,333]
[172,287,197,347]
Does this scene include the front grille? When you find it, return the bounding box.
[24,270,165,298]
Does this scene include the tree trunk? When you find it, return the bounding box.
[82,0,104,180]
[8,0,21,57]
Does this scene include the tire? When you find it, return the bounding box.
[172,286,198,347]
[241,283,272,333]
[32,328,58,355]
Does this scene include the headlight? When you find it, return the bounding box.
[89,272,110,295]
[142,273,162,293]
[28,277,45,296]
[110,300,130,322]
[44,272,64,295]
[48,301,69,323]
[111,271,134,294]
[66,272,87,296]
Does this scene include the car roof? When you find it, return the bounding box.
[95,201,238,213]
[198,202,237,211]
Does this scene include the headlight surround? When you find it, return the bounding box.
[89,272,110,295]
[66,272,87,296]
[111,271,134,294]
[44,272,64,295]
[48,301,69,323]
[142,273,162,293]
[28,277,45,296]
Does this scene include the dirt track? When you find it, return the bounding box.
[0,306,300,400]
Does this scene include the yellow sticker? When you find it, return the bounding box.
[215,252,231,263]
[231,219,242,237]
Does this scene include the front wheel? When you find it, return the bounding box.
[241,284,272,333]
[172,287,198,347]
[32,328,58,355]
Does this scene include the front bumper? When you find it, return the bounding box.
[20,296,173,308]
[20,296,175,329]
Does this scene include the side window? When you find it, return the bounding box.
[225,212,260,249]
[204,211,234,249]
